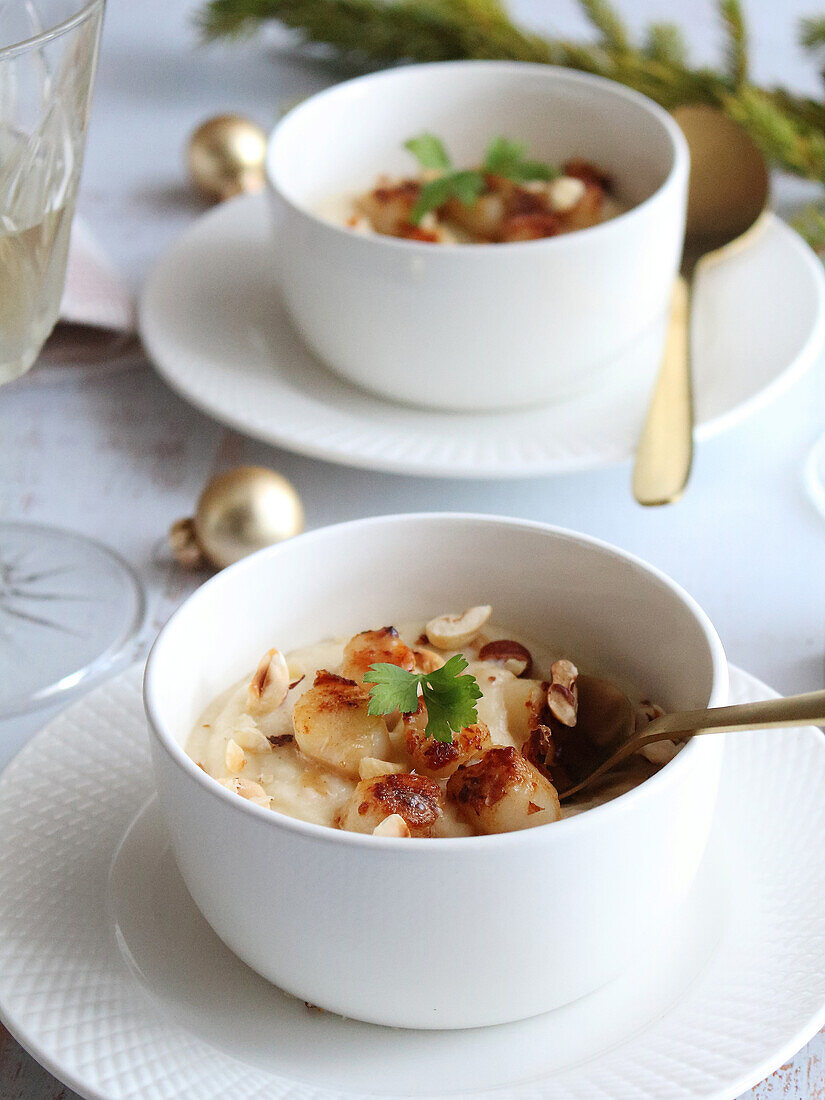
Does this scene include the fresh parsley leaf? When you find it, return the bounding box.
[419,654,483,743]
[505,160,560,183]
[410,169,484,224]
[483,135,528,175]
[364,653,482,743]
[404,132,452,171]
[365,663,421,717]
[403,132,559,225]
[483,135,560,183]
[448,169,486,205]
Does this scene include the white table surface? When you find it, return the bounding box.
[1,0,824,1096]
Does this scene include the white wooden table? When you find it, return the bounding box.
[1,0,824,1095]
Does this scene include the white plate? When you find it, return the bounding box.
[140,196,825,478]
[0,666,823,1099]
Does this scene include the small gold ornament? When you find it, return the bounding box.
[170,466,305,571]
[187,114,268,203]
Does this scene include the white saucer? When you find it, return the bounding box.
[0,666,824,1099]
[140,196,825,478]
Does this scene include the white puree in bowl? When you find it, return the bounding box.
[186,622,663,835]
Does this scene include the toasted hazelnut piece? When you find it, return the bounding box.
[338,773,443,836]
[546,175,586,212]
[635,699,665,731]
[634,700,676,764]
[372,813,411,838]
[477,639,532,677]
[404,709,492,779]
[414,647,445,673]
[639,739,679,765]
[224,738,246,772]
[292,670,393,778]
[426,605,492,649]
[341,626,415,683]
[231,714,271,753]
[358,757,406,781]
[447,746,561,834]
[218,775,270,808]
[247,649,290,713]
[547,659,579,727]
[562,158,612,189]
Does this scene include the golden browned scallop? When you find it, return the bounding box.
[404,708,492,779]
[501,677,546,746]
[292,670,393,778]
[446,746,561,834]
[555,180,605,233]
[356,180,420,237]
[499,212,561,242]
[337,772,444,836]
[443,191,507,241]
[341,626,416,683]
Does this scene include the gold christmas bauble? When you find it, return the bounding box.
[170,466,305,570]
[187,114,268,203]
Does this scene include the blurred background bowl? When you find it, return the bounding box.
[267,61,689,411]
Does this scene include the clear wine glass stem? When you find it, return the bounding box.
[1,1,146,715]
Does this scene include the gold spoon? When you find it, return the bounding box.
[559,687,825,801]
[632,105,770,506]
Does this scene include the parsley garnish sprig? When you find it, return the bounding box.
[364,654,482,743]
[404,133,560,225]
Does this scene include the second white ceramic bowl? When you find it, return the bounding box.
[145,514,726,1029]
[267,62,689,411]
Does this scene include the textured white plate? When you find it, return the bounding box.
[0,666,823,1099]
[139,196,825,478]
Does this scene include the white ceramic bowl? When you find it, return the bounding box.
[266,61,689,411]
[144,514,727,1029]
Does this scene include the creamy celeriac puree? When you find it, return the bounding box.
[187,617,669,837]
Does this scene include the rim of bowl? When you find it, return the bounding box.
[144,513,728,852]
[266,60,690,256]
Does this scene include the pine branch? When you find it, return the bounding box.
[723,85,825,181]
[792,201,825,253]
[197,0,825,239]
[800,15,825,51]
[644,22,688,67]
[719,0,747,87]
[578,0,631,53]
[200,0,552,62]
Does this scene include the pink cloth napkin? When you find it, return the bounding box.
[35,218,138,374]
[59,218,136,333]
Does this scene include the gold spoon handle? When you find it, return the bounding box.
[560,689,825,801]
[631,275,694,506]
[645,688,825,739]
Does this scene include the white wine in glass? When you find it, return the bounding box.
[0,0,144,716]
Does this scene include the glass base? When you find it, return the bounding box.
[0,522,145,718]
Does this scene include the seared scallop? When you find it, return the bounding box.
[338,772,444,836]
[341,626,416,683]
[292,670,393,778]
[356,180,420,237]
[446,746,561,833]
[404,709,492,779]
